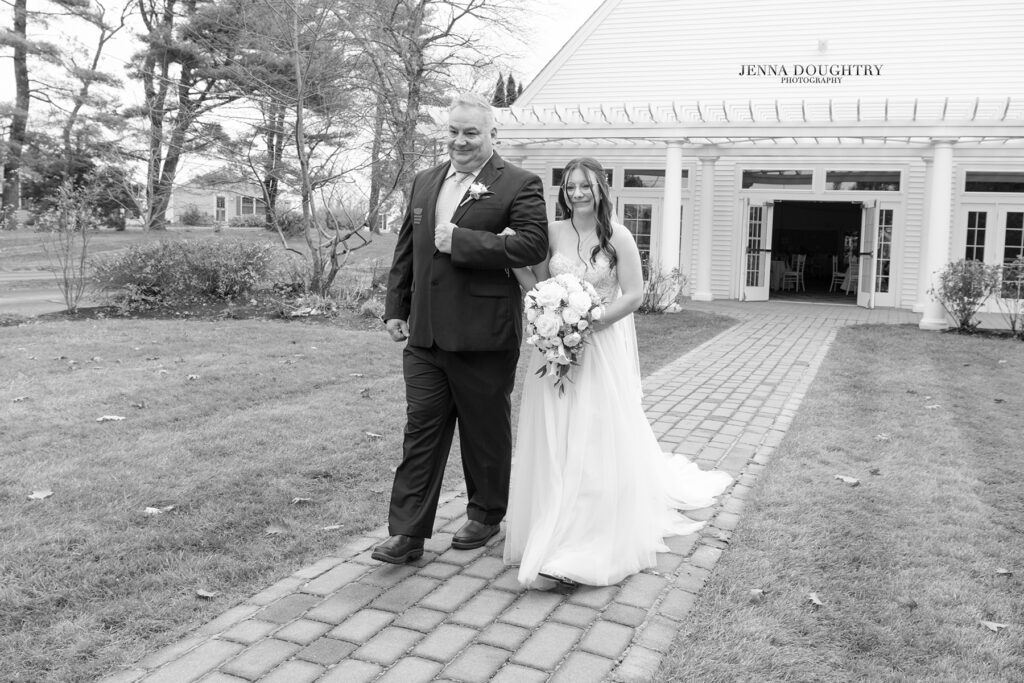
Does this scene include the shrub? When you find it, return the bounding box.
[92,239,275,311]
[639,262,688,314]
[929,259,1000,333]
[228,214,268,228]
[995,256,1024,340]
[179,204,207,226]
[266,210,304,236]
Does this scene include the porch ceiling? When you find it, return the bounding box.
[488,96,1024,148]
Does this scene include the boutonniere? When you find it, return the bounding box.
[460,182,492,207]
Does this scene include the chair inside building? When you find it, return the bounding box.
[828,255,846,292]
[781,254,807,292]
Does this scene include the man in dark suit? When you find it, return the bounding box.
[373,92,549,564]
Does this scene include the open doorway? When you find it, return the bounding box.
[771,200,862,301]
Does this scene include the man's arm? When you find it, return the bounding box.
[449,173,548,269]
[383,178,418,323]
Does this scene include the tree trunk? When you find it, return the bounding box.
[366,92,387,233]
[3,0,30,219]
[263,103,285,223]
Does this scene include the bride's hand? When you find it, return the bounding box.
[498,227,516,237]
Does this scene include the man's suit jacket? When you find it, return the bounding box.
[385,153,548,351]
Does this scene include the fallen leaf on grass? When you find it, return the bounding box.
[97,415,126,422]
[807,592,824,607]
[350,373,364,378]
[131,401,147,409]
[749,588,768,603]
[874,433,892,441]
[993,398,1005,403]
[144,505,175,515]
[997,359,1007,364]
[996,568,1013,578]
[979,620,1008,633]
[896,596,918,610]
[12,396,28,403]
[925,404,940,410]
[186,375,199,381]
[906,389,918,394]
[359,388,371,398]
[321,525,344,532]
[265,523,288,536]
[27,490,53,501]
[834,474,860,486]
[868,467,882,476]
[195,589,219,600]
[365,431,383,439]
[290,497,312,505]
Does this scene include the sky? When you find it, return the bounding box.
[0,0,606,179]
[516,0,605,82]
[0,0,605,100]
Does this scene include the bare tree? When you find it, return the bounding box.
[126,0,242,230]
[344,0,527,234]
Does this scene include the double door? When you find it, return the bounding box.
[740,199,899,308]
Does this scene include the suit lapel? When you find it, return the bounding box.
[423,162,450,227]
[451,154,504,226]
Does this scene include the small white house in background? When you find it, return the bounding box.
[167,168,267,225]
[494,0,1024,328]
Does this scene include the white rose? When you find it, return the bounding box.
[577,319,590,331]
[591,305,605,321]
[561,307,581,325]
[556,272,584,293]
[526,334,540,346]
[526,306,539,322]
[535,312,561,338]
[563,331,582,347]
[534,281,566,308]
[567,290,592,315]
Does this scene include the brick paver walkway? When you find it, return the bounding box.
[101,301,921,683]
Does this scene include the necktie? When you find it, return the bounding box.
[435,171,471,225]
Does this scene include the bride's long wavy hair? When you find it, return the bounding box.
[557,157,618,268]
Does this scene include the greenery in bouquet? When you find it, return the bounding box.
[524,273,605,395]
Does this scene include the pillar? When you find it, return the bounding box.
[692,151,718,301]
[919,139,955,330]
[660,141,684,275]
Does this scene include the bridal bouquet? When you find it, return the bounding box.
[524,273,605,396]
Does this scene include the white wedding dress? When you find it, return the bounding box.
[503,250,733,588]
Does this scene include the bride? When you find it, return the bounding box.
[501,157,732,590]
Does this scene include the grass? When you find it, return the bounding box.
[658,325,1024,683]
[0,307,735,681]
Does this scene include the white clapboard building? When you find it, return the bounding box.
[494,0,1024,327]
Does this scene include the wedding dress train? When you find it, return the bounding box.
[503,250,732,588]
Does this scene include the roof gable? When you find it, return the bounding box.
[518,0,1024,107]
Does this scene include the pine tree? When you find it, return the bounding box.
[491,73,506,107]
[505,74,518,105]
[518,82,524,99]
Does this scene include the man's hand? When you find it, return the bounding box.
[434,222,456,253]
[385,318,409,342]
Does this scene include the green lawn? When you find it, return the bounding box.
[659,325,1024,683]
[0,308,735,682]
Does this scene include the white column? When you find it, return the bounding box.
[913,156,933,312]
[692,151,718,301]
[659,141,684,275]
[919,140,955,330]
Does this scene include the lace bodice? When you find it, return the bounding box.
[549,251,619,302]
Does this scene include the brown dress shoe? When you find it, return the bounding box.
[371,535,424,564]
[451,520,499,550]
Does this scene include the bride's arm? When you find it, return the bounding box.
[592,224,644,329]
